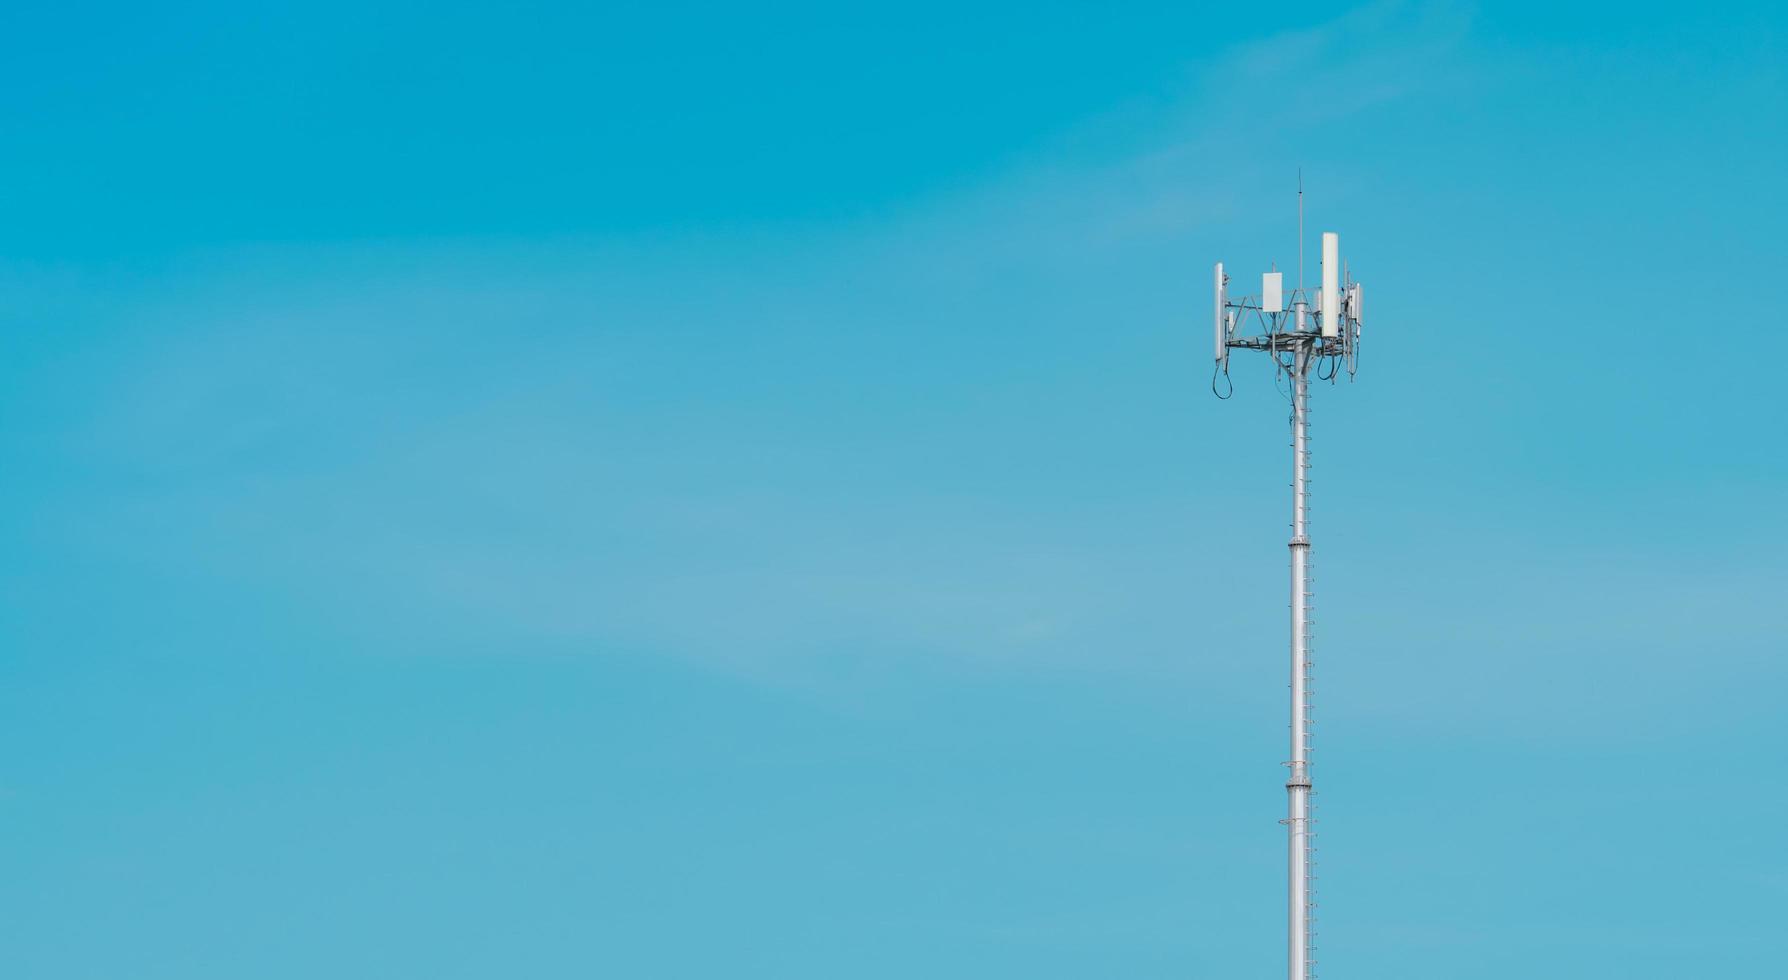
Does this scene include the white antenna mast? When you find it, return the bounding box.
[1208,179,1363,980]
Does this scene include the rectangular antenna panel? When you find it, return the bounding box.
[1213,262,1226,362]
[1320,233,1339,338]
[1351,283,1363,329]
[1262,272,1283,313]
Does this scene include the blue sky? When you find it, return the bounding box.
[1,2,1784,977]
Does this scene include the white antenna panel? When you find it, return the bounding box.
[1320,233,1339,338]
[1213,262,1226,362]
[1263,272,1283,313]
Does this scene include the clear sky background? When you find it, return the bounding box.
[2,2,1784,977]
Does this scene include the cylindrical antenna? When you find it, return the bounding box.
[1321,233,1339,338]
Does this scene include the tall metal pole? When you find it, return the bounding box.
[1286,343,1313,980]
[1213,219,1360,980]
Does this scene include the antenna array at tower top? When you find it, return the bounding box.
[1212,231,1363,387]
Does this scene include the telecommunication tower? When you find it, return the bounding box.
[1211,189,1363,980]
